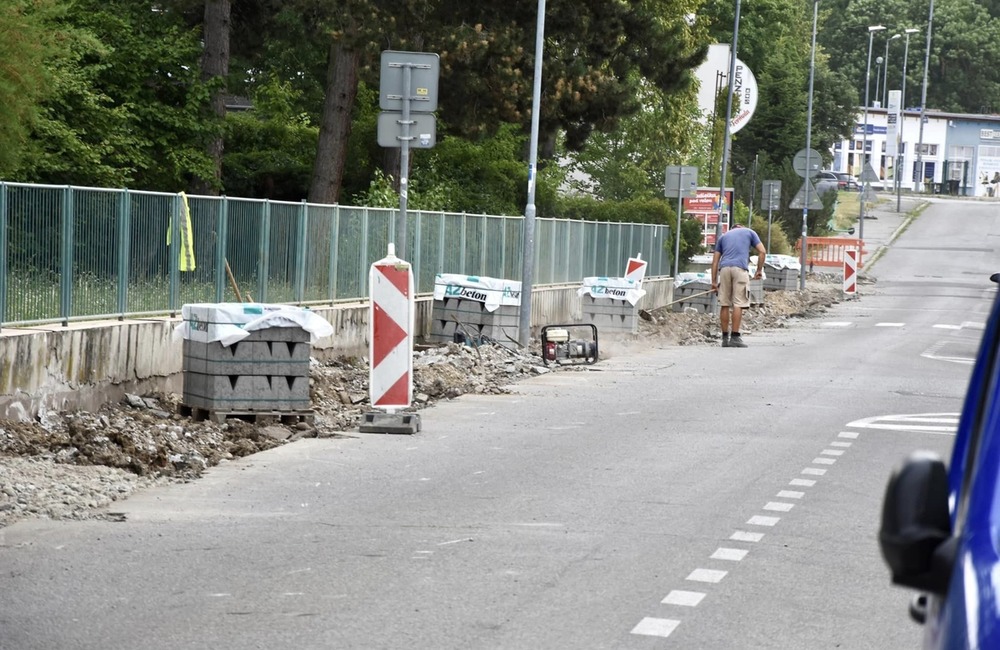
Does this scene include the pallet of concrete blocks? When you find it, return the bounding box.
[577,276,646,335]
[672,273,716,314]
[174,303,334,423]
[760,254,801,291]
[429,273,521,349]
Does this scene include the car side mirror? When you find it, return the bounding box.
[990,273,1000,283]
[878,451,956,595]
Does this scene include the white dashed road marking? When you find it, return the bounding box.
[631,425,865,640]
[711,548,748,562]
[662,590,706,607]
[631,617,680,638]
[687,569,728,583]
[747,515,780,526]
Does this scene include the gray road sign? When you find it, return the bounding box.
[664,166,698,198]
[789,180,823,210]
[379,51,440,113]
[377,112,437,148]
[859,163,880,183]
[793,148,824,178]
[761,180,782,210]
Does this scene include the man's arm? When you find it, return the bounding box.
[711,251,721,292]
[752,243,766,279]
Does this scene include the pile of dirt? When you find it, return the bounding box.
[0,277,851,528]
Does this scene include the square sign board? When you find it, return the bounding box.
[380,51,440,113]
[377,112,437,149]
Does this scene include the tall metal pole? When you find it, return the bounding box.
[897,29,918,212]
[800,0,819,291]
[860,25,886,242]
[916,0,935,192]
[874,57,883,108]
[883,34,900,109]
[518,0,545,347]
[397,64,412,256]
[715,0,742,242]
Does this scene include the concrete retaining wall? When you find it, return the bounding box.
[0,278,672,419]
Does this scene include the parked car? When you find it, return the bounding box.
[814,171,840,195]
[833,171,858,191]
[878,273,1000,649]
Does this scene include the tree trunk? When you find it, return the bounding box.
[308,40,360,205]
[192,0,230,196]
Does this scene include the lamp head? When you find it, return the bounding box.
[905,27,920,34]
[876,56,884,64]
[868,24,887,32]
[890,33,902,41]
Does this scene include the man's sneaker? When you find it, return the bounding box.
[729,334,748,348]
[722,335,730,348]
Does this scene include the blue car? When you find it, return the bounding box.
[879,273,1000,648]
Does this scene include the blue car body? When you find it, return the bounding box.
[916,285,1000,649]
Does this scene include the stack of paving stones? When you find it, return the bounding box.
[763,266,799,291]
[672,280,715,314]
[581,295,639,334]
[182,327,312,422]
[428,298,520,350]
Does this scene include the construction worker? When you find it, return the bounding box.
[711,224,766,348]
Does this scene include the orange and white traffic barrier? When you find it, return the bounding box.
[843,249,858,295]
[368,244,414,411]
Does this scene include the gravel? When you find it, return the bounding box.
[0,278,849,528]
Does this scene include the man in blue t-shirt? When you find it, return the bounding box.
[710,225,766,348]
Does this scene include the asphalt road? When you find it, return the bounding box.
[1,197,996,650]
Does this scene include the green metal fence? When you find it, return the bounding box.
[0,182,672,328]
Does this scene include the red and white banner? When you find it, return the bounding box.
[843,249,857,295]
[369,245,414,410]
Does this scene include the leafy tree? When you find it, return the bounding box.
[564,78,712,201]
[0,0,64,177]
[13,0,216,189]
[222,77,318,199]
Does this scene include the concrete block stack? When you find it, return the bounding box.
[761,254,802,291]
[672,279,715,314]
[182,327,311,415]
[429,274,522,349]
[428,299,520,348]
[175,302,333,422]
[579,295,638,334]
[577,277,645,335]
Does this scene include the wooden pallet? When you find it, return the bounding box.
[178,403,315,425]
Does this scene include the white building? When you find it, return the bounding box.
[832,107,1000,196]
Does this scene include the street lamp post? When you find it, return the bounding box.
[518,0,545,347]
[874,56,883,107]
[896,28,919,211]
[860,24,886,242]
[883,33,901,108]
[916,0,935,193]
[800,0,820,291]
[715,0,743,243]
